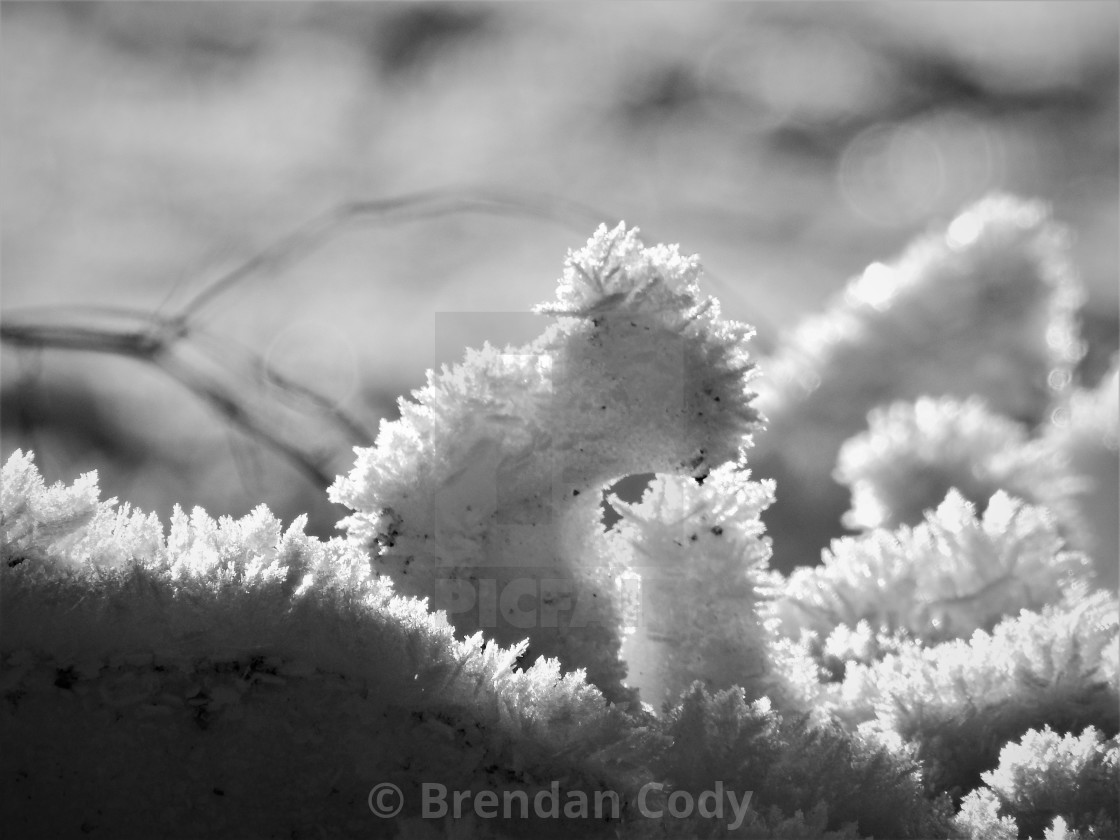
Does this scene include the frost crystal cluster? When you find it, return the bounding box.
[835,396,1083,535]
[954,726,1119,840]
[836,587,1119,795]
[753,194,1086,572]
[2,197,1118,839]
[608,464,779,708]
[1,451,646,836]
[775,490,1092,644]
[329,223,761,700]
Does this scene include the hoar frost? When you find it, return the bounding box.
[2,197,1117,839]
[330,223,764,701]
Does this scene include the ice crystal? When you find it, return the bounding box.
[0,449,163,570]
[835,396,1084,536]
[954,789,1021,840]
[838,588,1119,793]
[775,489,1092,645]
[649,683,943,839]
[606,464,780,708]
[954,726,1119,840]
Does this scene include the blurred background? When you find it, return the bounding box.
[2,1,1117,541]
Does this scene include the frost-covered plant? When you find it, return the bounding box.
[838,588,1119,794]
[953,726,1119,840]
[753,195,1084,571]
[835,396,1083,536]
[774,490,1092,645]
[329,222,761,700]
[1,451,656,836]
[2,198,1115,839]
[606,464,780,708]
[812,620,914,680]
[647,684,947,839]
[0,449,164,570]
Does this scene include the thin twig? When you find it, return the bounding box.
[0,188,625,493]
[174,187,619,324]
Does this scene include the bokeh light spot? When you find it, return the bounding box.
[837,122,946,226]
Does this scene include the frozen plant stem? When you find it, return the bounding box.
[609,465,778,709]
